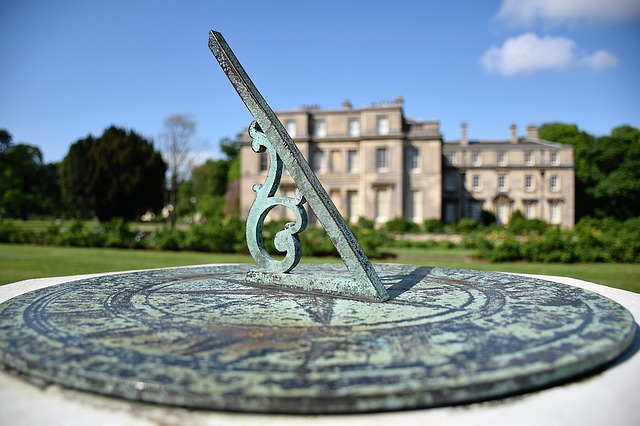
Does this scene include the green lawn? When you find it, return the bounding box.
[0,244,251,285]
[385,247,640,293]
[1,244,638,293]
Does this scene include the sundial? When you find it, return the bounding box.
[0,31,635,415]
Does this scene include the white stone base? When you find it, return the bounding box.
[1,268,638,426]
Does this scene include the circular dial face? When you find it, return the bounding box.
[0,264,634,413]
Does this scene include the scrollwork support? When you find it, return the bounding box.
[245,121,308,273]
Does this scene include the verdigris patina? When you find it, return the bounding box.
[0,264,635,413]
[208,30,389,302]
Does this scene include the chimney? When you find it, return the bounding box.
[342,99,353,110]
[461,122,468,146]
[526,125,539,140]
[509,123,517,143]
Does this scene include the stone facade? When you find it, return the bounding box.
[239,100,575,228]
[442,123,575,227]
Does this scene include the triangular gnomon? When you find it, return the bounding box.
[209,31,389,302]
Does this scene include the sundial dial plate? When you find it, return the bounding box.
[0,264,634,414]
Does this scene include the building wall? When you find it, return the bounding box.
[239,103,575,228]
[442,135,575,227]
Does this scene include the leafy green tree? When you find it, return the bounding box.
[219,134,241,183]
[61,126,166,221]
[590,125,640,219]
[0,129,62,218]
[539,122,640,220]
[539,122,596,219]
[0,129,11,153]
[177,159,229,220]
[177,134,242,220]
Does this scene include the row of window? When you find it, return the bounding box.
[444,200,563,225]
[277,185,564,226]
[311,149,360,173]
[284,115,390,138]
[462,174,561,192]
[264,145,561,172]
[260,146,421,174]
[445,150,560,167]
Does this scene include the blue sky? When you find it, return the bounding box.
[1,0,639,163]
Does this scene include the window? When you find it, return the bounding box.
[444,202,456,223]
[259,151,268,172]
[376,115,389,135]
[348,118,360,137]
[524,201,535,219]
[376,147,388,171]
[313,119,326,137]
[550,175,560,192]
[472,174,481,191]
[282,189,297,220]
[330,189,341,214]
[525,174,535,191]
[407,190,422,223]
[444,174,456,192]
[347,190,359,222]
[470,203,482,221]
[375,187,390,223]
[551,151,559,166]
[408,146,420,171]
[445,153,456,166]
[285,119,297,138]
[330,150,342,172]
[498,175,507,191]
[347,150,358,173]
[498,151,507,166]
[497,204,508,225]
[312,149,326,172]
[550,203,561,225]
[472,151,482,166]
[525,151,534,166]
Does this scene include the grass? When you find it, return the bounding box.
[1,244,639,293]
[0,244,251,285]
[385,247,640,293]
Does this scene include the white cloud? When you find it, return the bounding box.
[481,33,619,76]
[497,0,640,27]
[482,33,575,76]
[580,49,619,71]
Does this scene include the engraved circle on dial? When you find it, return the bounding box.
[0,264,634,414]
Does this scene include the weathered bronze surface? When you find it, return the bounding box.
[0,264,634,413]
[208,30,389,302]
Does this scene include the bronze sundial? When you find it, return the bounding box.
[0,31,635,414]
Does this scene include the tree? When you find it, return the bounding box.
[61,126,166,221]
[539,122,596,220]
[0,129,62,219]
[540,122,640,220]
[161,114,196,228]
[177,160,229,220]
[0,129,11,153]
[177,134,242,220]
[590,125,640,219]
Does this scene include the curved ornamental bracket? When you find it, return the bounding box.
[209,30,389,302]
[246,121,308,274]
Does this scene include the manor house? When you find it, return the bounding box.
[239,98,575,228]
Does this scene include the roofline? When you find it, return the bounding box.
[444,138,572,148]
